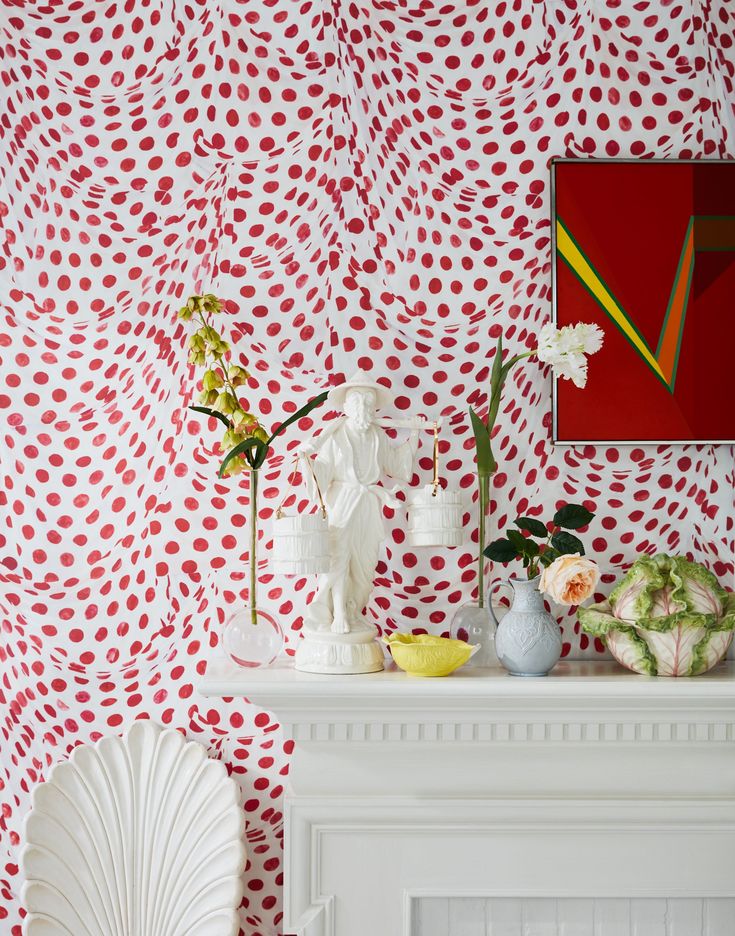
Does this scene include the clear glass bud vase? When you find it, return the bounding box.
[222,468,284,667]
[223,606,283,668]
[450,469,498,667]
[450,602,498,667]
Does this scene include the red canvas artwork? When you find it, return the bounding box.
[552,160,735,443]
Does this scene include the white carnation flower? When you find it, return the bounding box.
[536,323,565,364]
[536,322,604,389]
[552,351,588,388]
[575,322,604,355]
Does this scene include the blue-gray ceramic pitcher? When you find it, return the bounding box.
[490,575,562,677]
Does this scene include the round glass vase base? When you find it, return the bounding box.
[450,603,498,668]
[294,625,384,675]
[223,608,284,669]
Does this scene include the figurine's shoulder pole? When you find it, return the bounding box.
[376,416,440,431]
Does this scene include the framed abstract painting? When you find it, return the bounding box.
[551,158,735,444]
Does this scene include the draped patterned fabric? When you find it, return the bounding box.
[1,1,734,931]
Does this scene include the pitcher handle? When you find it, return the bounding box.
[486,579,513,629]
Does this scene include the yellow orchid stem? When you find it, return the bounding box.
[250,467,258,625]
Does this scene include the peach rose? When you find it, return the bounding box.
[539,553,600,606]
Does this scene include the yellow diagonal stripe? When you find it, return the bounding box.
[556,220,665,381]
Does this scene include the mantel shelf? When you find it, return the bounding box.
[199,658,735,744]
[200,656,735,700]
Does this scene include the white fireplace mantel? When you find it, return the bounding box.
[199,660,735,936]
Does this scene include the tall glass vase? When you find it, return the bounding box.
[451,471,498,666]
[222,468,284,668]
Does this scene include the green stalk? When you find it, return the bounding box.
[474,340,538,609]
[250,468,259,626]
[477,473,488,608]
[503,349,535,370]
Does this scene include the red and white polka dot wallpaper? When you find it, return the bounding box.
[1,1,734,931]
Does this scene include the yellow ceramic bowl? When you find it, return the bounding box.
[383,634,479,677]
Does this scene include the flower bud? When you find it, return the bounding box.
[202,369,224,391]
[198,388,219,406]
[222,428,241,450]
[201,293,223,315]
[227,364,249,387]
[231,408,255,427]
[213,391,238,415]
[223,457,246,477]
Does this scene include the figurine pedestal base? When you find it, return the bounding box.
[294,626,384,674]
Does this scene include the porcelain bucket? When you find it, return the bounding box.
[271,511,330,576]
[407,484,464,547]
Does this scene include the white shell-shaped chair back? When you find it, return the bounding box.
[21,721,245,936]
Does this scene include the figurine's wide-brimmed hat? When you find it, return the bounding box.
[327,370,393,410]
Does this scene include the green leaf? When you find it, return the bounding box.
[250,440,272,470]
[506,529,526,550]
[219,437,270,476]
[538,548,560,568]
[500,359,515,385]
[189,404,231,430]
[514,516,548,539]
[266,391,329,446]
[577,601,619,637]
[551,531,585,555]
[552,503,594,530]
[489,334,503,401]
[470,406,496,478]
[483,538,519,563]
[523,538,540,557]
[507,529,539,557]
[217,390,328,477]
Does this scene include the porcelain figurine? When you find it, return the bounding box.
[294,371,422,674]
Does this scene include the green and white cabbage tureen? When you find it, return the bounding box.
[578,554,735,676]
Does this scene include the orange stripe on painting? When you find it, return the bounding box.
[657,224,694,384]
